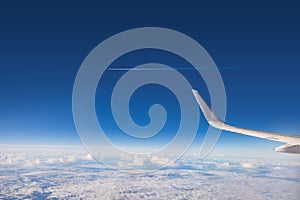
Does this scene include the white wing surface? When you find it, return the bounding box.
[192,89,300,154]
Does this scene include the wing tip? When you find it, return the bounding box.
[191,89,198,95]
[191,89,224,125]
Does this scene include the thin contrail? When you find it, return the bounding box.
[108,67,213,71]
[107,67,234,71]
[107,66,240,71]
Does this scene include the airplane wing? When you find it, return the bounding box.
[192,89,300,154]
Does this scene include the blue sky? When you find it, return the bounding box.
[0,1,300,157]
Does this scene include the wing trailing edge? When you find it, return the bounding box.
[192,89,300,154]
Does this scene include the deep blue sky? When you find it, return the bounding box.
[0,1,300,156]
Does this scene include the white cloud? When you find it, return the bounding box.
[0,148,300,200]
[85,154,94,161]
[240,162,255,169]
[46,157,57,164]
[273,166,282,170]
[217,162,230,168]
[23,158,41,167]
[150,156,171,166]
[0,154,25,165]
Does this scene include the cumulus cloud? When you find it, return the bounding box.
[150,156,171,166]
[85,154,94,161]
[46,157,58,164]
[240,162,255,169]
[217,162,230,169]
[23,158,41,167]
[114,154,176,170]
[0,154,25,165]
[0,151,97,168]
[273,166,282,170]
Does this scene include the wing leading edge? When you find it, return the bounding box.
[192,89,300,154]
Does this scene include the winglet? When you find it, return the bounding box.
[191,89,224,128]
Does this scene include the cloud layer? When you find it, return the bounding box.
[0,148,299,199]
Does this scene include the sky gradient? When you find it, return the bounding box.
[0,1,300,158]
